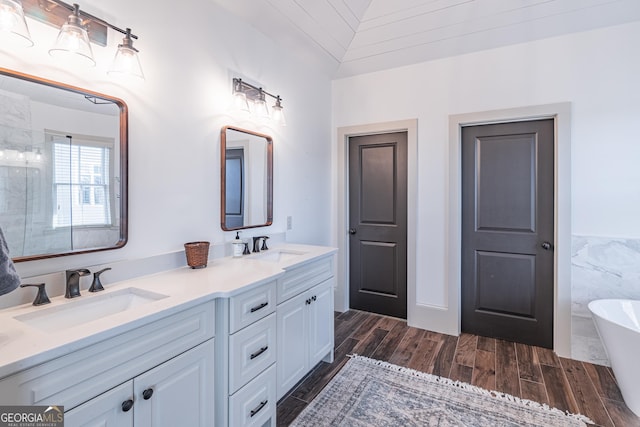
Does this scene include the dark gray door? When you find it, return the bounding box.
[349,132,407,319]
[225,148,244,228]
[462,120,554,348]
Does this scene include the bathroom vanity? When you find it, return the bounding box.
[0,243,336,427]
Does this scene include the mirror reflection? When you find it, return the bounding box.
[221,126,272,231]
[0,68,128,261]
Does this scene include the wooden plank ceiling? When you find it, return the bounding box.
[212,0,640,77]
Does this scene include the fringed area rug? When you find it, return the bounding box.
[291,355,592,427]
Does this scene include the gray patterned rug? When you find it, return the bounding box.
[291,355,591,427]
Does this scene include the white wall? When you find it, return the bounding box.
[331,22,640,347]
[1,0,332,281]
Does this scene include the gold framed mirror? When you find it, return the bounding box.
[0,68,128,261]
[220,126,273,231]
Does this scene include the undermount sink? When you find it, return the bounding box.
[250,249,306,263]
[14,287,168,333]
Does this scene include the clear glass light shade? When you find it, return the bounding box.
[0,0,33,47]
[253,98,270,120]
[271,104,286,126]
[232,91,251,114]
[49,12,95,67]
[108,45,144,79]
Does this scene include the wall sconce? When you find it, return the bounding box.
[2,0,144,79]
[232,78,286,126]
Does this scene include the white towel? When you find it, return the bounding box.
[0,226,20,296]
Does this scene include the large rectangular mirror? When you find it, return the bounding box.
[221,126,272,230]
[0,68,128,261]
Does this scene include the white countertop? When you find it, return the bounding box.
[0,243,336,379]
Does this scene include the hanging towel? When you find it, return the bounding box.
[0,226,20,296]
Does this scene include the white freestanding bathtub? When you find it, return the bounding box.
[588,299,640,416]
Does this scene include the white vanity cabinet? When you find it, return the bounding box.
[276,256,335,400]
[216,280,278,427]
[66,339,214,427]
[0,302,216,426]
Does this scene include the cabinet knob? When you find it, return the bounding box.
[122,399,134,412]
[142,388,154,400]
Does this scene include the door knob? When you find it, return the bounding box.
[541,241,552,250]
[349,228,357,235]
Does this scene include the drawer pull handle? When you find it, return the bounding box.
[250,400,268,417]
[250,302,269,313]
[250,345,269,360]
[122,399,134,412]
[142,388,154,400]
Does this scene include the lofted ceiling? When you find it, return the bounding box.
[212,0,640,78]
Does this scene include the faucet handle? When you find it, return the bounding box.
[67,268,91,277]
[20,283,51,306]
[89,267,112,293]
[261,236,269,251]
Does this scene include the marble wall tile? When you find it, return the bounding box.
[571,235,640,365]
[572,236,640,317]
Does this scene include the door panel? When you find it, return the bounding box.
[349,132,407,319]
[134,339,214,427]
[462,120,554,348]
[308,279,334,366]
[276,292,308,400]
[225,148,245,229]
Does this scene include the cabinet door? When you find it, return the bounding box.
[276,291,309,400]
[134,339,215,427]
[308,278,334,366]
[65,381,134,427]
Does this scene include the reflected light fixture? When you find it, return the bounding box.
[232,78,285,126]
[12,0,144,78]
[49,3,94,67]
[0,0,33,47]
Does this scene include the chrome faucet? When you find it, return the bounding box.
[65,269,91,298]
[252,236,269,253]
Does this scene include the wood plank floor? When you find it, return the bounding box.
[276,310,640,427]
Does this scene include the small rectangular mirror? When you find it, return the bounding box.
[0,68,128,261]
[221,126,273,230]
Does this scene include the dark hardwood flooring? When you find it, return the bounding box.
[276,310,640,427]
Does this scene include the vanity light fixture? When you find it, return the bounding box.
[12,0,144,78]
[49,3,95,67]
[108,28,144,79]
[0,0,33,47]
[271,96,286,126]
[232,78,286,126]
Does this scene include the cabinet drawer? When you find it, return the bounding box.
[0,302,215,411]
[229,365,276,427]
[228,314,276,394]
[229,280,276,334]
[277,256,333,304]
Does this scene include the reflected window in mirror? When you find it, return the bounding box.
[221,126,273,231]
[0,68,128,261]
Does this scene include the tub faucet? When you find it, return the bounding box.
[65,268,91,298]
[253,236,269,253]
